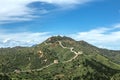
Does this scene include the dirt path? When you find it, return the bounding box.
[58,41,83,63]
[21,63,55,73]
[18,41,83,73]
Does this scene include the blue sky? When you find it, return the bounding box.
[0,0,120,50]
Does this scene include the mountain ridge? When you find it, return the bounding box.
[0,36,120,80]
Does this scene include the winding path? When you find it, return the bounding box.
[58,41,83,63]
[21,63,55,73]
[17,41,83,73]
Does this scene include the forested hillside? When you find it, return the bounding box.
[0,36,120,80]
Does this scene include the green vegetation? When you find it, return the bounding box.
[0,36,120,80]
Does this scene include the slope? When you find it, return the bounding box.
[0,36,120,80]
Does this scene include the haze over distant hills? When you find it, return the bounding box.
[0,36,120,80]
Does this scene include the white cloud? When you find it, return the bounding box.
[69,24,120,50]
[1,23,120,50]
[0,0,93,24]
[38,0,92,5]
[0,31,50,47]
[114,23,120,28]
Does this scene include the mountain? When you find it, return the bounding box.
[0,36,120,80]
[0,39,40,48]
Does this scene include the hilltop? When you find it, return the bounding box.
[0,36,120,80]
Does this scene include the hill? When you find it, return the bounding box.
[0,36,120,80]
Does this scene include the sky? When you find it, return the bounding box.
[0,0,120,50]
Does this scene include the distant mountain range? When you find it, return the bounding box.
[0,39,39,48]
[0,36,120,80]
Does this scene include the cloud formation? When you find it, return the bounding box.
[69,24,120,50]
[0,0,93,24]
[0,23,120,50]
[0,31,50,47]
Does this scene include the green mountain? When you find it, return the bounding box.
[0,36,120,80]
